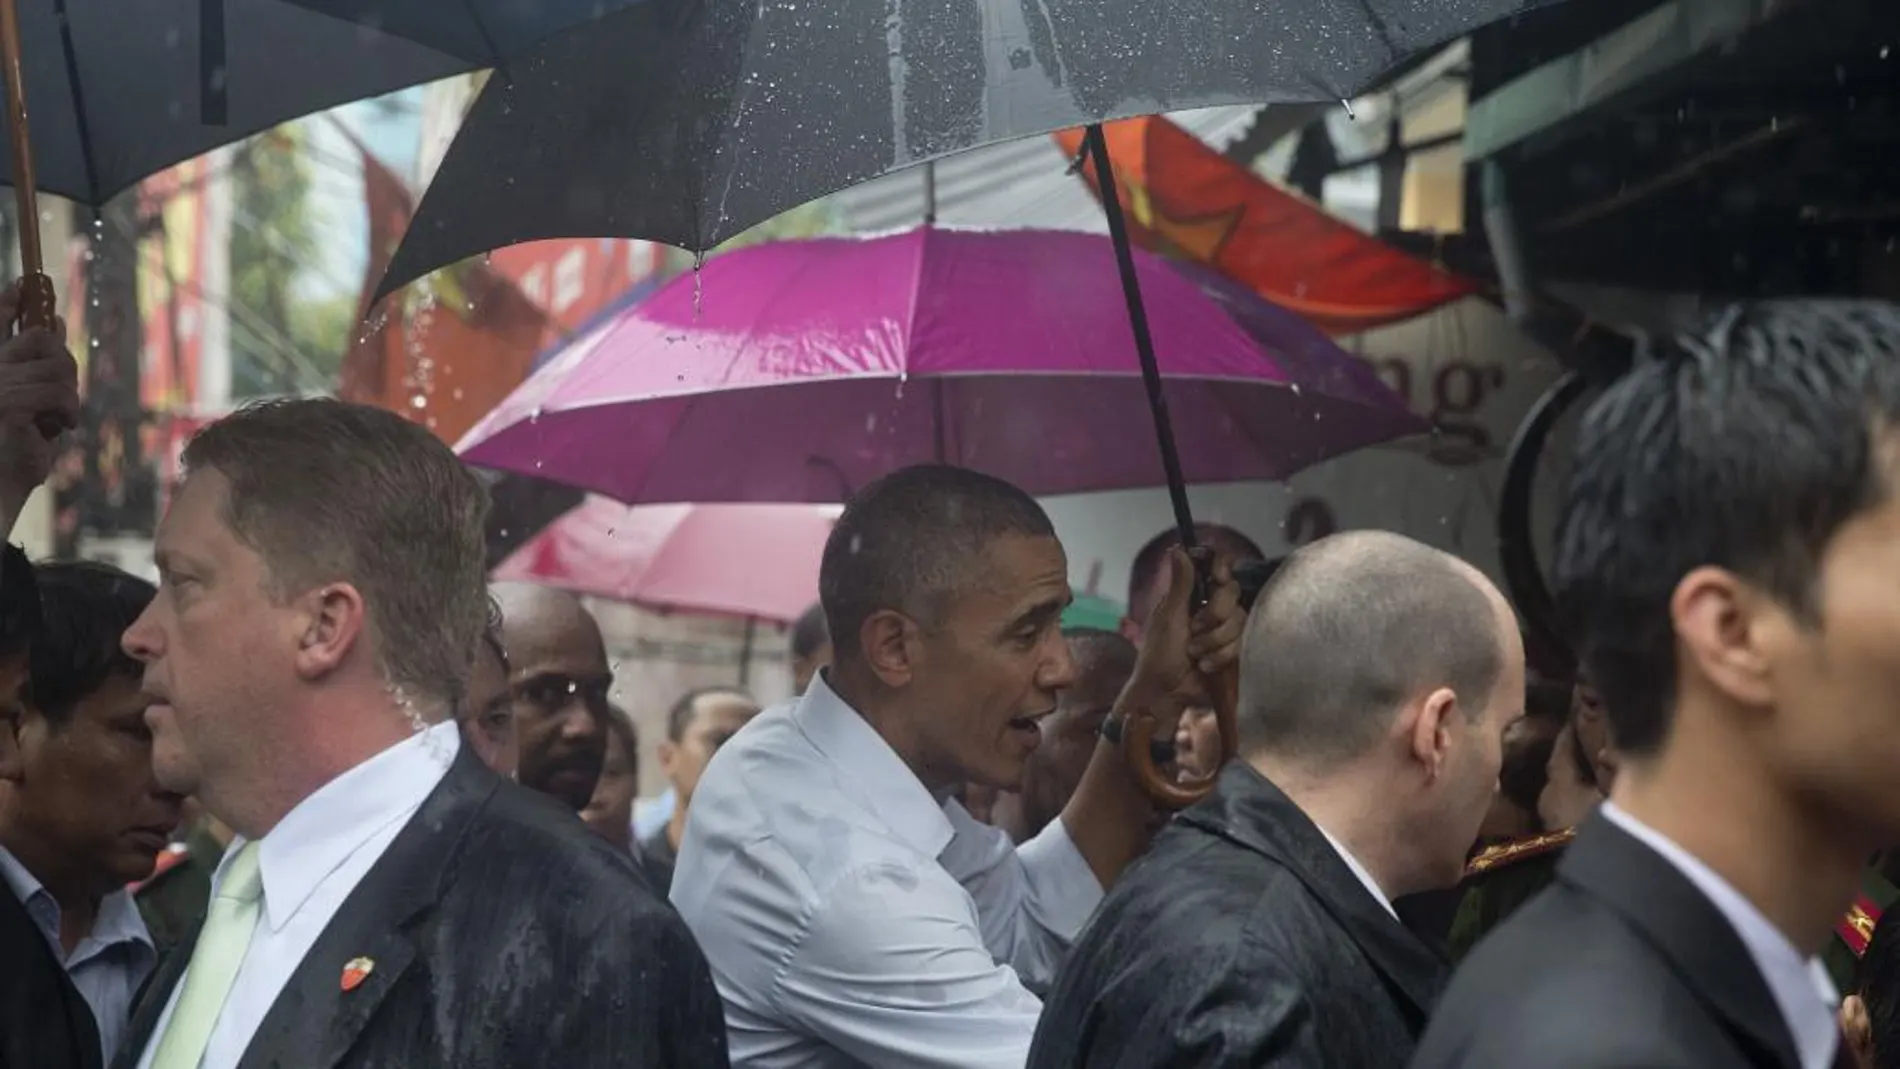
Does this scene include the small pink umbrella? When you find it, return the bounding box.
[456,226,1426,504]
[492,498,839,624]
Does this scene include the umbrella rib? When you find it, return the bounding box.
[50,0,100,204]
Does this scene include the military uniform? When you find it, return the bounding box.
[1823,864,1898,993]
[130,822,225,952]
[1446,827,1575,961]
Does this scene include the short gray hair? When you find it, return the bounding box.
[1239,531,1504,768]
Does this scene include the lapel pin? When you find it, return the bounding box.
[341,957,375,992]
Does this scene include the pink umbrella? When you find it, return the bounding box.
[492,498,839,624]
[457,226,1426,504]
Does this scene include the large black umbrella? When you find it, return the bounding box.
[378,0,1558,296]
[380,0,1564,806]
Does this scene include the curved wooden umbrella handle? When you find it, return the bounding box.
[1119,660,1238,809]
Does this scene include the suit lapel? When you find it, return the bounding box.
[234,745,496,1069]
[113,917,201,1069]
[1180,764,1447,1020]
[1560,815,1802,1069]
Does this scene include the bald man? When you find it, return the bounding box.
[491,584,615,811]
[1030,532,1524,1069]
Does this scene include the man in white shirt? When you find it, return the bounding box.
[115,399,728,1069]
[1,562,177,1067]
[1413,300,1900,1069]
[672,463,1244,1069]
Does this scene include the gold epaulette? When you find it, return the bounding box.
[1465,827,1576,879]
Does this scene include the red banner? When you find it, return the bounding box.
[1053,118,1476,335]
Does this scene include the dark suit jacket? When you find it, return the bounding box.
[114,746,730,1069]
[1028,763,1447,1069]
[1410,813,1807,1069]
[1,875,104,1069]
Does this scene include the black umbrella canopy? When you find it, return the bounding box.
[0,1,651,206]
[377,0,1563,300]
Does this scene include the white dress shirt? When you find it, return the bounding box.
[1315,825,1398,919]
[1600,802,1840,1069]
[133,721,460,1069]
[671,674,1106,1069]
[0,846,156,1064]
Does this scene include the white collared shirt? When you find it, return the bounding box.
[133,721,460,1069]
[0,846,156,1064]
[1600,802,1839,1069]
[671,673,1106,1069]
[1315,825,1398,919]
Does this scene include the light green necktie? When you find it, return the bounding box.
[149,840,264,1069]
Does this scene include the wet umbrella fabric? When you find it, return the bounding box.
[0,0,634,206]
[280,1,635,67]
[454,226,1427,505]
[379,0,1560,298]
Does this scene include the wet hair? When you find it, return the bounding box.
[183,398,490,706]
[820,464,1055,660]
[1127,523,1264,623]
[1062,627,1137,685]
[790,602,829,661]
[665,685,757,742]
[1861,906,1900,1069]
[1238,531,1504,767]
[26,562,156,727]
[1553,301,1900,757]
[0,543,37,662]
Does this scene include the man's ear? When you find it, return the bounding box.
[292,582,368,682]
[1407,687,1459,780]
[1671,565,1777,711]
[0,709,21,783]
[859,609,921,688]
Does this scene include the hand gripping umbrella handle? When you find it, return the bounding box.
[0,0,71,439]
[1115,550,1240,810]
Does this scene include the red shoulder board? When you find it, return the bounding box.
[128,843,189,894]
[1837,893,1883,957]
[1465,827,1577,879]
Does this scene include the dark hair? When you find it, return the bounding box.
[1238,531,1504,766]
[1862,905,1900,1069]
[666,685,756,742]
[1553,301,1900,757]
[1498,713,1561,817]
[1127,523,1264,622]
[0,543,38,661]
[183,398,490,706]
[820,465,1054,660]
[605,702,639,764]
[790,602,829,660]
[26,562,156,726]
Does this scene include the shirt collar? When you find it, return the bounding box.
[1600,802,1839,1069]
[223,720,461,932]
[793,672,955,858]
[1314,824,1398,918]
[0,846,154,956]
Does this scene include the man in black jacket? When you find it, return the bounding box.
[114,399,727,1069]
[1412,300,1900,1069]
[1028,530,1523,1069]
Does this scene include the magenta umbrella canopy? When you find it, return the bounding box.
[457,226,1427,503]
[493,499,839,624]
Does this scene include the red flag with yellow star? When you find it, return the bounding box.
[1053,118,1475,335]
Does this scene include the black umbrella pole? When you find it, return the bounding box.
[1082,124,1200,558]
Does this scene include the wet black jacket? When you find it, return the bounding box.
[1,881,102,1069]
[114,745,729,1069]
[1411,814,1816,1069]
[1028,763,1447,1069]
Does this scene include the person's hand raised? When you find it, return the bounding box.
[1125,546,1245,712]
[0,279,79,532]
